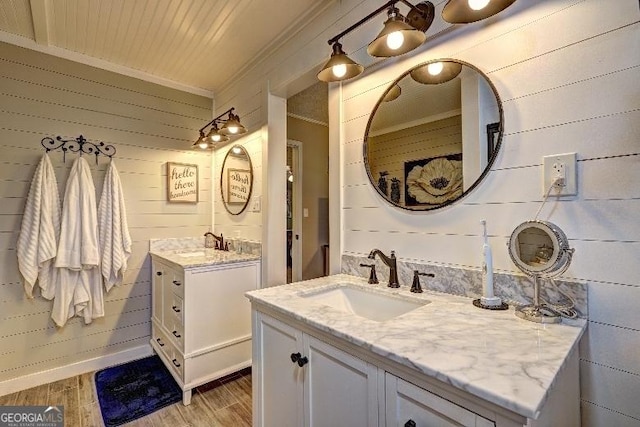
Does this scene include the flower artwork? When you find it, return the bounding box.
[404,154,463,207]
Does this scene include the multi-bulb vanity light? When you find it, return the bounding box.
[317,0,517,83]
[193,107,247,150]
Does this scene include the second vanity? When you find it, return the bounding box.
[246,274,585,427]
[150,246,260,405]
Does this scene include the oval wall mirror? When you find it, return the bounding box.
[220,145,253,215]
[364,59,503,211]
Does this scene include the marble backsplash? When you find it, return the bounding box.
[150,236,262,256]
[342,254,588,318]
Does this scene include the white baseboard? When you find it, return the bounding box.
[0,344,153,397]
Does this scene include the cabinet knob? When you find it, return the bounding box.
[297,356,309,367]
[172,330,182,339]
[172,358,181,368]
[290,352,302,363]
[156,271,162,276]
[172,280,181,286]
[172,305,181,313]
[404,420,416,427]
[156,338,164,347]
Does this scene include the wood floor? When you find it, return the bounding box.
[0,368,252,427]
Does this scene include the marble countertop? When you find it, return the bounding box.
[245,274,586,420]
[150,248,260,269]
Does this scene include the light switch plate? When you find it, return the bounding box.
[543,153,577,196]
[251,196,261,212]
[303,208,309,218]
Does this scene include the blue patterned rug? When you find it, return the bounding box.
[95,356,182,427]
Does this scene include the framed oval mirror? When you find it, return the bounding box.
[220,145,253,215]
[364,59,503,211]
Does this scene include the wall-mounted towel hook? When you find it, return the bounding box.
[41,135,116,164]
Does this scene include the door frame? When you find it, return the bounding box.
[287,140,303,282]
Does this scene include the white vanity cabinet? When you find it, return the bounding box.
[253,313,379,427]
[253,309,579,427]
[385,374,494,427]
[151,256,260,405]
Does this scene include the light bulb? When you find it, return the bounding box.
[288,174,294,182]
[427,62,444,76]
[386,31,404,50]
[232,146,242,154]
[211,133,221,142]
[198,142,208,149]
[468,0,490,10]
[228,125,239,134]
[332,64,347,78]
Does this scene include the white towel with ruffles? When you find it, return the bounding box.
[53,156,103,326]
[17,153,61,299]
[98,160,131,292]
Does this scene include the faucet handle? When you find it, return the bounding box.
[359,263,379,284]
[411,270,435,293]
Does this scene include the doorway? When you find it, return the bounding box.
[287,141,303,283]
[286,82,330,281]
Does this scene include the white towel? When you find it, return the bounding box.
[53,156,103,326]
[17,153,61,300]
[98,160,131,292]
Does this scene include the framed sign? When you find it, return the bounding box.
[167,162,198,203]
[227,168,251,204]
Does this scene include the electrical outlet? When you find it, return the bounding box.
[543,153,577,196]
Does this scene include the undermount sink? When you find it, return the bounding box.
[300,285,428,322]
[177,251,206,258]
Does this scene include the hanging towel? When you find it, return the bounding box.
[53,156,103,327]
[17,153,61,299]
[98,160,131,292]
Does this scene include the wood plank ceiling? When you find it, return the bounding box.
[0,0,332,93]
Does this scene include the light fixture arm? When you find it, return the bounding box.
[327,0,429,45]
[198,107,236,133]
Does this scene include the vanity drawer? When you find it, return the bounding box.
[152,327,170,358]
[167,320,185,350]
[152,327,184,379]
[169,270,185,298]
[164,293,184,324]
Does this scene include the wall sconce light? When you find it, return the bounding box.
[193,108,247,150]
[410,60,463,84]
[317,0,435,82]
[442,0,517,24]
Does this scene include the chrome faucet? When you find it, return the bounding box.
[368,249,399,288]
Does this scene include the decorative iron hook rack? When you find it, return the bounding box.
[41,135,116,164]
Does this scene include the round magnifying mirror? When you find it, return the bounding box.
[364,59,503,211]
[220,145,253,215]
[508,220,572,277]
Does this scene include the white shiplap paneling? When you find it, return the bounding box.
[336,1,640,425]
[0,41,212,389]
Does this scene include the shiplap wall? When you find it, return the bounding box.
[94,0,640,423]
[340,1,640,425]
[0,42,212,388]
[213,0,639,424]
[213,132,263,242]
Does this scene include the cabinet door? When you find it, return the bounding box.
[151,260,165,325]
[303,334,378,427]
[385,374,495,427]
[254,313,304,427]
